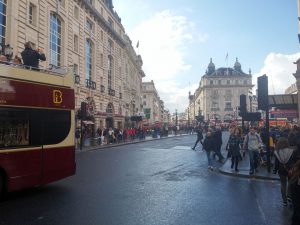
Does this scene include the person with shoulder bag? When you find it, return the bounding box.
[243,127,262,175]
[273,137,297,206]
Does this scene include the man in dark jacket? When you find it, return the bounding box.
[203,131,215,170]
[212,127,224,162]
[21,42,46,70]
[192,126,203,150]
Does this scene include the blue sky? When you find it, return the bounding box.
[113,0,300,113]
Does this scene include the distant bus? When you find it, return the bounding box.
[0,63,76,197]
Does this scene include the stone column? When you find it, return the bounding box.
[293,59,300,124]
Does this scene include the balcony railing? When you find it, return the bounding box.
[108,88,115,96]
[100,85,105,93]
[224,107,233,111]
[74,74,80,84]
[210,108,220,111]
[85,78,96,90]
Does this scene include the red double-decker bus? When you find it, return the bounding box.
[0,63,76,197]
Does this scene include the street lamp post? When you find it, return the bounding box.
[175,109,178,135]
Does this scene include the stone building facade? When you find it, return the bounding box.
[142,81,161,125]
[187,58,253,123]
[1,0,145,131]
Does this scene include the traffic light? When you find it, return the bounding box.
[81,102,87,119]
[240,94,247,115]
[257,75,268,110]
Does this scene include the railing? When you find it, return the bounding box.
[108,88,115,96]
[0,60,69,76]
[210,108,220,111]
[85,78,96,89]
[224,107,233,111]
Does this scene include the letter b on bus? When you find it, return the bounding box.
[53,90,63,104]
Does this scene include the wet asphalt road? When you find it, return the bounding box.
[0,134,293,225]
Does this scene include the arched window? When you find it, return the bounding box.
[85,39,93,80]
[0,0,7,47]
[108,55,113,89]
[50,13,62,66]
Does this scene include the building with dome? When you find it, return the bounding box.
[187,58,253,124]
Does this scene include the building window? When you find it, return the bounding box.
[100,30,103,41]
[74,34,78,52]
[73,64,78,74]
[108,55,113,89]
[100,53,103,67]
[227,80,230,85]
[210,80,213,85]
[86,18,94,33]
[74,6,79,20]
[29,3,37,26]
[108,17,114,29]
[0,0,7,46]
[58,0,65,7]
[143,95,146,98]
[225,90,231,95]
[218,80,221,85]
[108,38,114,52]
[50,13,62,67]
[244,80,247,84]
[100,103,103,111]
[143,101,146,106]
[225,102,232,109]
[85,39,93,80]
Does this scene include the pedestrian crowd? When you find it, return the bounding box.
[192,123,300,225]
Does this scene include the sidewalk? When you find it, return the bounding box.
[218,153,280,181]
[76,133,189,153]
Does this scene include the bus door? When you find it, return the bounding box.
[41,109,74,184]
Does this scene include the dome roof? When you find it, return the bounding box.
[207,58,215,74]
[234,57,242,71]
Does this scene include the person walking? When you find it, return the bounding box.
[21,42,46,70]
[273,137,296,206]
[243,127,262,175]
[212,126,224,162]
[289,160,300,225]
[192,126,203,150]
[227,127,243,172]
[202,131,215,170]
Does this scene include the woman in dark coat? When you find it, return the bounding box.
[289,160,300,225]
[202,131,215,170]
[227,127,243,172]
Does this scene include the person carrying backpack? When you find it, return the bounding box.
[273,137,297,206]
[243,127,262,175]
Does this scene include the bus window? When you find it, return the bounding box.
[42,110,71,145]
[0,109,30,148]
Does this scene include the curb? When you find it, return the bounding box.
[218,159,280,181]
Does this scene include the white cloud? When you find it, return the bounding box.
[252,52,300,95]
[127,10,208,113]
